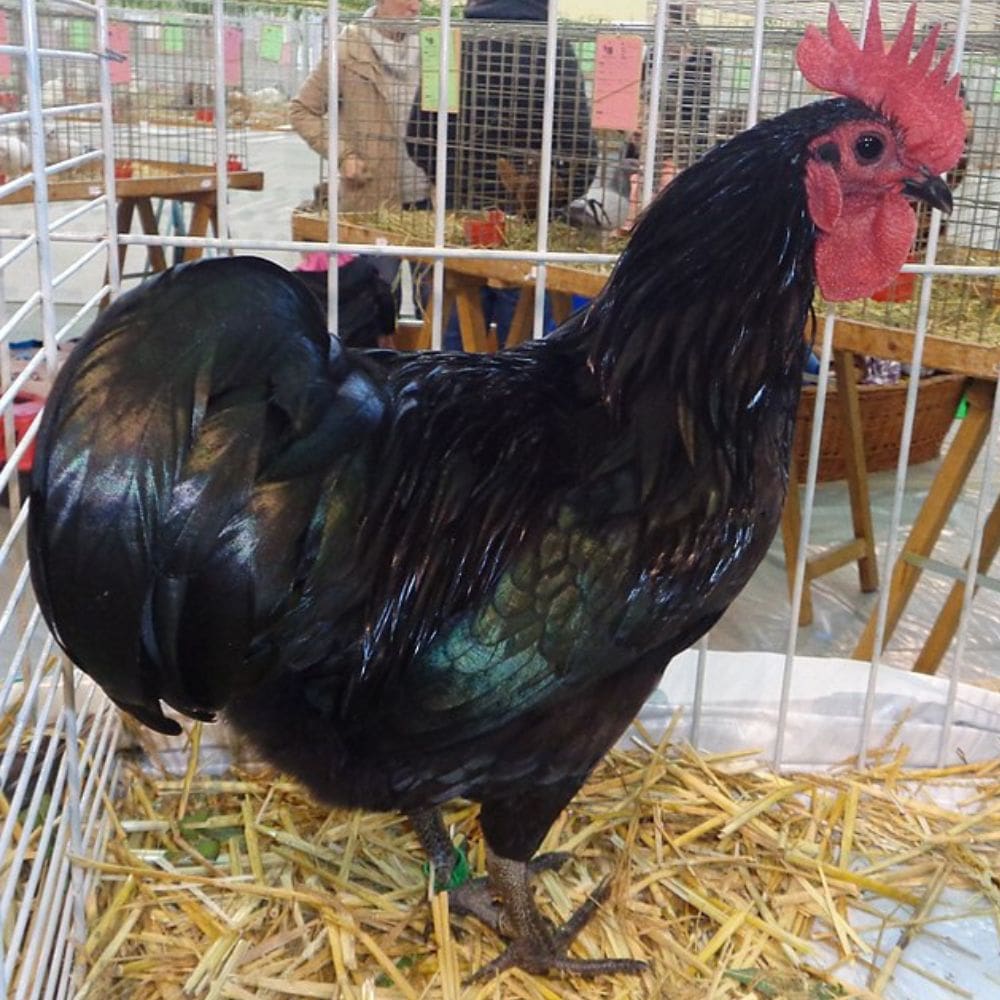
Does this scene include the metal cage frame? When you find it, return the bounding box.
[0,1,998,995]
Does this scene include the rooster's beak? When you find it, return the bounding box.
[902,172,953,215]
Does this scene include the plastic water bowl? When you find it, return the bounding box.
[870,268,916,302]
[0,393,45,473]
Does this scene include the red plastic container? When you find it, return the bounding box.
[114,160,134,179]
[871,256,917,302]
[463,210,505,247]
[0,393,45,473]
[195,107,214,124]
[226,155,244,172]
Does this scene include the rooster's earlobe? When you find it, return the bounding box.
[805,158,842,232]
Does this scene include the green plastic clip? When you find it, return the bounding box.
[423,840,471,891]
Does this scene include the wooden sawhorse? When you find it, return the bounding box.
[833,318,1000,673]
[781,347,879,626]
[854,377,995,673]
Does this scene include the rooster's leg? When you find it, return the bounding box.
[410,807,503,929]
[409,808,456,880]
[468,849,646,981]
[409,809,570,933]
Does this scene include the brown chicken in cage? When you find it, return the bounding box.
[497,154,569,220]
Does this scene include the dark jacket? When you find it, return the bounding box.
[406,1,596,215]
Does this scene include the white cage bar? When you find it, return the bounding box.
[0,1,998,995]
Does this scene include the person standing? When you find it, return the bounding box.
[289,0,430,339]
[290,0,431,213]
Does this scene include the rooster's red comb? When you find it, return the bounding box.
[796,0,965,174]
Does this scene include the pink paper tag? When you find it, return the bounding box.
[592,34,644,132]
[0,13,11,78]
[224,26,243,87]
[108,23,131,85]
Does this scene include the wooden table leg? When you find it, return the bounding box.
[182,194,217,262]
[100,198,136,308]
[913,491,1000,674]
[833,348,879,594]
[550,291,574,327]
[782,351,877,628]
[454,279,490,353]
[780,450,813,626]
[134,196,168,273]
[419,286,457,351]
[854,377,991,660]
[505,286,536,348]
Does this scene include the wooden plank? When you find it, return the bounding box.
[805,538,869,580]
[550,291,575,326]
[134,198,168,273]
[101,198,136,308]
[546,267,607,298]
[853,378,996,659]
[453,279,491,353]
[418,287,456,351]
[393,322,425,351]
[505,287,536,349]
[833,318,1000,381]
[291,212,611,301]
[0,169,264,206]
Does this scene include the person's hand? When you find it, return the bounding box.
[341,153,369,183]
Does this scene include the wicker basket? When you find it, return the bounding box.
[793,373,967,483]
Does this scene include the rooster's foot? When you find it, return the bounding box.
[448,852,571,932]
[468,852,646,981]
[468,877,645,980]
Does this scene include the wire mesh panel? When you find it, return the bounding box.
[0,3,123,995]
[1,1,999,997]
[0,2,252,178]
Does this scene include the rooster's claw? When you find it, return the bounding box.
[466,877,646,982]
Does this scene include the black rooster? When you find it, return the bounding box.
[28,3,964,979]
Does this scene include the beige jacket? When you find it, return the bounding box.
[289,23,428,213]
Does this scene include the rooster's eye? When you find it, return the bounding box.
[854,133,885,163]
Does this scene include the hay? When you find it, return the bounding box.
[305,205,628,264]
[74,725,1000,999]
[306,207,1000,349]
[834,245,1000,350]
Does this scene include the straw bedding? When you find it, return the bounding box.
[73,721,1000,999]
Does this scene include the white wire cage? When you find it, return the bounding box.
[0,1,999,997]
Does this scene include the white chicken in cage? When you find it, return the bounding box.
[0,133,31,176]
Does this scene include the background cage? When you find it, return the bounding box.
[1,2,1000,998]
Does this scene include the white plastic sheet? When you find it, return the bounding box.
[629,649,1000,1000]
[632,649,1000,768]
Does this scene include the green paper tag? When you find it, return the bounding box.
[573,40,596,75]
[163,23,184,54]
[69,20,91,51]
[260,24,284,63]
[420,28,460,113]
